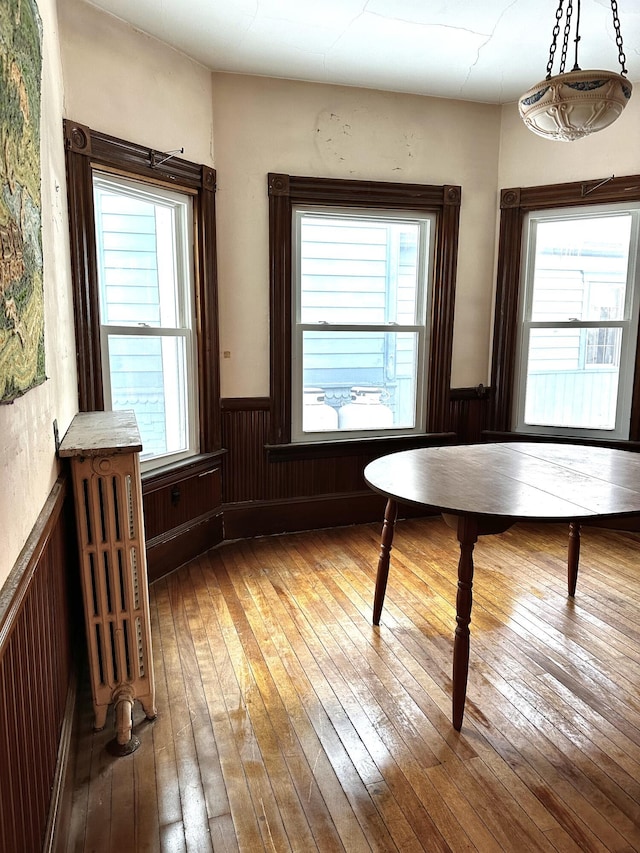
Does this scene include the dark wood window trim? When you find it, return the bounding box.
[489,174,640,443]
[268,173,462,449]
[63,120,221,470]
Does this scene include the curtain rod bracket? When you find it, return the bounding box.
[581,175,615,196]
[150,148,184,168]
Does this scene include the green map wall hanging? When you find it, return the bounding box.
[0,0,44,403]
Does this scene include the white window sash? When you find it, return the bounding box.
[291,207,433,443]
[93,172,198,470]
[514,204,640,440]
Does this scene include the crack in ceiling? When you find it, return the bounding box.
[85,0,640,104]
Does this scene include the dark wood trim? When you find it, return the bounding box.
[503,174,640,212]
[142,451,225,495]
[0,479,66,641]
[146,513,223,582]
[490,173,640,437]
[195,166,221,450]
[268,173,461,445]
[145,509,223,550]
[222,492,432,541]
[489,196,525,432]
[450,385,490,401]
[428,189,462,431]
[265,431,456,462]
[482,429,640,452]
[63,125,103,412]
[449,385,491,444]
[43,672,78,853]
[63,119,221,453]
[269,174,454,208]
[221,397,271,412]
[65,121,206,189]
[268,174,293,445]
[631,346,640,441]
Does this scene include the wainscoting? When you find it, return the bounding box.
[142,454,224,583]
[447,385,490,445]
[134,387,491,571]
[0,478,77,853]
[221,388,490,540]
[221,397,390,537]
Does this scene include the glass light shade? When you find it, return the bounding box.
[519,69,632,141]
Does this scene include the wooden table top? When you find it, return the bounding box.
[364,442,640,522]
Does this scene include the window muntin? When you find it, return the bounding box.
[93,173,198,469]
[292,208,433,442]
[514,204,640,439]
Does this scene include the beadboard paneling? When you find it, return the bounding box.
[220,390,490,538]
[0,479,76,853]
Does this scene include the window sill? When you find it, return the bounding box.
[142,449,227,494]
[266,432,456,462]
[482,430,640,452]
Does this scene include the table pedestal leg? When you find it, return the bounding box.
[373,499,398,626]
[568,521,581,597]
[453,516,479,731]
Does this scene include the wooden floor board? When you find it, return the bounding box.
[264,549,461,851]
[66,519,640,851]
[223,542,399,852]
[194,558,298,852]
[244,544,449,850]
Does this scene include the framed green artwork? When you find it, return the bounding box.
[0,0,44,403]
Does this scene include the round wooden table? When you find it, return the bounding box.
[364,442,640,730]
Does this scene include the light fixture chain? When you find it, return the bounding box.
[611,0,628,75]
[559,0,573,74]
[571,0,581,70]
[546,0,565,78]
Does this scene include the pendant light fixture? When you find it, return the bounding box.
[518,0,632,141]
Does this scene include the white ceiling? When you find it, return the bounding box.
[85,0,640,104]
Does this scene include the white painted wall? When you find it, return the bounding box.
[58,0,215,167]
[0,0,77,589]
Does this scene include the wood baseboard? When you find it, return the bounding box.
[146,512,224,582]
[44,670,79,853]
[222,491,431,541]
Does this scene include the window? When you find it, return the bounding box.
[93,174,198,468]
[514,206,640,439]
[269,174,461,448]
[64,121,221,472]
[292,207,434,441]
[490,176,640,443]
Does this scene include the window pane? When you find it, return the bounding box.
[107,334,188,460]
[93,173,197,468]
[95,187,180,328]
[299,215,424,324]
[531,216,631,322]
[301,330,418,432]
[523,327,621,430]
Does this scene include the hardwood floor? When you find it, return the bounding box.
[64,518,640,852]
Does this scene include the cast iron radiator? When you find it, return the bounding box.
[60,410,156,755]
